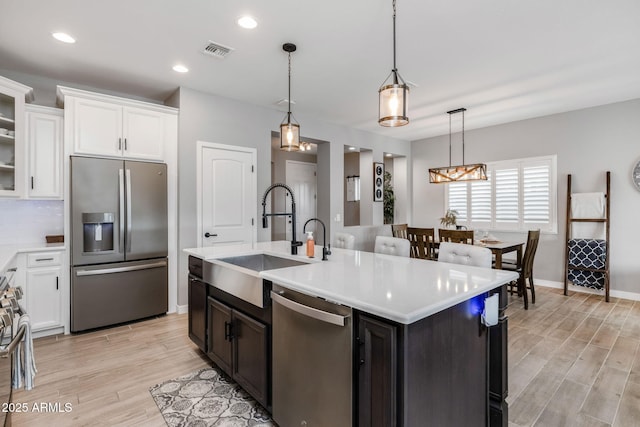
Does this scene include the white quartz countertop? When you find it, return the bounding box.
[184,241,518,324]
[0,242,66,272]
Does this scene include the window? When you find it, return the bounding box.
[445,155,557,233]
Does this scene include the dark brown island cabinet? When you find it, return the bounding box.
[355,284,508,427]
[188,256,508,426]
[188,256,271,409]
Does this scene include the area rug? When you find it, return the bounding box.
[149,367,276,426]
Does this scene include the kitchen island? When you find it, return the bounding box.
[185,241,518,427]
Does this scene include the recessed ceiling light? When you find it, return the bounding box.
[52,32,76,44]
[385,153,393,157]
[237,16,258,29]
[349,146,357,151]
[172,64,189,73]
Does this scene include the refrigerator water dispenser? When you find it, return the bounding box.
[82,213,114,253]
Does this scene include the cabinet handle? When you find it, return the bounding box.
[31,176,34,190]
[56,276,59,290]
[224,321,234,341]
[36,258,54,262]
[118,138,122,150]
[124,138,127,150]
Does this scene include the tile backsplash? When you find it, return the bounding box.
[0,200,64,245]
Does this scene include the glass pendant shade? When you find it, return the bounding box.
[280,119,300,151]
[279,43,301,151]
[429,107,487,184]
[378,0,410,127]
[379,79,409,127]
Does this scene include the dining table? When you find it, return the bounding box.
[478,240,524,269]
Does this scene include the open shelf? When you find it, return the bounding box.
[0,164,15,171]
[0,134,15,142]
[0,116,15,125]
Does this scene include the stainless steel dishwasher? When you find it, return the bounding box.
[271,284,352,427]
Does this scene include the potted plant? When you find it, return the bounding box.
[439,209,458,228]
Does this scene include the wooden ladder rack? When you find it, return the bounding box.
[563,171,611,301]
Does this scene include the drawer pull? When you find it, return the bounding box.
[36,258,55,262]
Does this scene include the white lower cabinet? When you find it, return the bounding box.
[17,250,64,336]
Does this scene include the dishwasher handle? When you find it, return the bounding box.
[271,291,349,327]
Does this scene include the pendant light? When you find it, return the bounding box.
[280,43,301,151]
[378,0,409,127]
[429,108,487,183]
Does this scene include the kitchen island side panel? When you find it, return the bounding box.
[401,295,489,426]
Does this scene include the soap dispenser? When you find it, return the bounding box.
[306,231,315,258]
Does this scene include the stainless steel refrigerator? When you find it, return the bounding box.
[70,156,168,332]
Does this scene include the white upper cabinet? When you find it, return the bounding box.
[73,97,123,157]
[26,105,63,199]
[122,106,165,160]
[0,76,33,198]
[57,86,177,162]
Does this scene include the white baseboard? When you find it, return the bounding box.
[176,304,189,314]
[534,278,640,302]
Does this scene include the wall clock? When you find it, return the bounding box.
[634,160,640,191]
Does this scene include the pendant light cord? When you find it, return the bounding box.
[287,51,292,121]
[449,113,452,167]
[462,109,465,165]
[392,0,397,72]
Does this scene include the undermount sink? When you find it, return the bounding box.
[217,254,307,272]
[203,253,308,308]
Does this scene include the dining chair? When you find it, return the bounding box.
[391,224,408,239]
[374,236,410,258]
[502,229,540,310]
[333,232,355,250]
[437,242,492,268]
[406,227,436,260]
[438,229,474,245]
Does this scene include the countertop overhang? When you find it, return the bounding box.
[184,241,518,324]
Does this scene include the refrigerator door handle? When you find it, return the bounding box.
[75,261,167,277]
[126,169,132,253]
[119,168,125,254]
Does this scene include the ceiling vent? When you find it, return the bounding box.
[202,41,235,59]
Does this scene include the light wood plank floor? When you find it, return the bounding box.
[11,314,210,427]
[507,287,640,427]
[9,287,640,426]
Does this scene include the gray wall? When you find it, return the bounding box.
[176,86,411,305]
[270,143,317,241]
[412,98,640,294]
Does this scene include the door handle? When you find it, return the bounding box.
[118,169,125,254]
[204,232,218,238]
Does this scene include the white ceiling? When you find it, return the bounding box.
[1,0,639,141]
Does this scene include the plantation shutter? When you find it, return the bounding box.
[447,182,467,222]
[523,162,551,225]
[495,167,519,229]
[470,171,491,224]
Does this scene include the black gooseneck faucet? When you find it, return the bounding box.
[303,218,331,261]
[261,183,303,255]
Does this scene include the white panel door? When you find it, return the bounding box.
[122,106,165,160]
[286,161,317,243]
[200,144,256,247]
